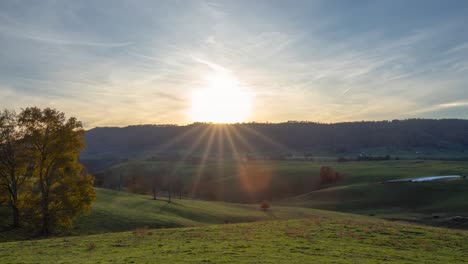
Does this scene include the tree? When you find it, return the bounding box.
[260,200,270,211]
[320,166,341,184]
[151,169,164,200]
[0,110,32,227]
[18,107,95,234]
[164,162,175,203]
[175,176,183,200]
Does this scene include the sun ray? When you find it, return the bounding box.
[151,124,205,155]
[190,125,217,196]
[162,124,213,200]
[229,125,256,154]
[223,126,257,202]
[216,125,225,200]
[168,124,212,167]
[223,126,244,161]
[236,124,292,153]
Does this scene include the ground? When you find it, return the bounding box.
[0,215,466,263]
[1,160,467,263]
[0,188,347,242]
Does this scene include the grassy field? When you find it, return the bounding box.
[103,159,468,186]
[98,160,468,224]
[282,180,468,228]
[1,160,467,262]
[98,159,468,202]
[1,213,467,263]
[2,160,467,242]
[74,189,337,235]
[0,188,345,242]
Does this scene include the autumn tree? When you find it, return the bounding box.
[0,110,32,227]
[260,200,270,211]
[18,107,95,234]
[319,166,341,184]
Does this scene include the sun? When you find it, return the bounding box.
[190,73,253,123]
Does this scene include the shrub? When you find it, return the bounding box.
[320,166,342,184]
[260,200,270,211]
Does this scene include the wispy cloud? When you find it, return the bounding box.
[1,0,468,126]
[413,100,468,115]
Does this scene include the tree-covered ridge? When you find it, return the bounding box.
[83,119,468,159]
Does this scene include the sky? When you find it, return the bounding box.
[1,0,468,128]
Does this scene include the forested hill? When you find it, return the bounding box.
[82,119,468,160]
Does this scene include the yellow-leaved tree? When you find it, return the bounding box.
[0,110,32,228]
[18,107,95,234]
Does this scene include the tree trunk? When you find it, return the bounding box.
[11,180,20,228]
[41,209,50,235]
[12,206,20,228]
[152,187,157,200]
[168,184,172,203]
[118,173,122,191]
[41,192,50,235]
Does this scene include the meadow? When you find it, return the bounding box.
[98,160,468,222]
[101,159,468,191]
[1,212,466,263]
[1,159,467,263]
[0,188,347,242]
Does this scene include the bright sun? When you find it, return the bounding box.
[190,73,253,123]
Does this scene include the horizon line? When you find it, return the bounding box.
[87,117,468,130]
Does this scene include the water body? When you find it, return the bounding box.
[385,175,462,183]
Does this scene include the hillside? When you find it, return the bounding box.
[1,214,467,263]
[93,160,468,203]
[89,160,468,229]
[282,180,468,229]
[74,189,337,235]
[82,120,468,163]
[0,188,344,242]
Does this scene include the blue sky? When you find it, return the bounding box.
[1,0,468,127]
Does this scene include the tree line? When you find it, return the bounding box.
[0,107,95,234]
[95,162,184,203]
[82,119,468,163]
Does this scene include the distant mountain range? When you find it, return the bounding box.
[82,119,468,164]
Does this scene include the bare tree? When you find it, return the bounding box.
[168,179,172,203]
[175,176,183,200]
[151,173,162,200]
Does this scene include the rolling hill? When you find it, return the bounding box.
[1,212,467,263]
[93,159,468,205]
[0,188,349,242]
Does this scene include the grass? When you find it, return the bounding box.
[0,188,348,242]
[2,160,467,242]
[101,160,468,200]
[0,214,467,263]
[284,180,468,211]
[105,159,468,185]
[74,189,346,235]
[99,159,468,226]
[282,178,468,228]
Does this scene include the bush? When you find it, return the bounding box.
[260,200,270,211]
[320,166,342,184]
